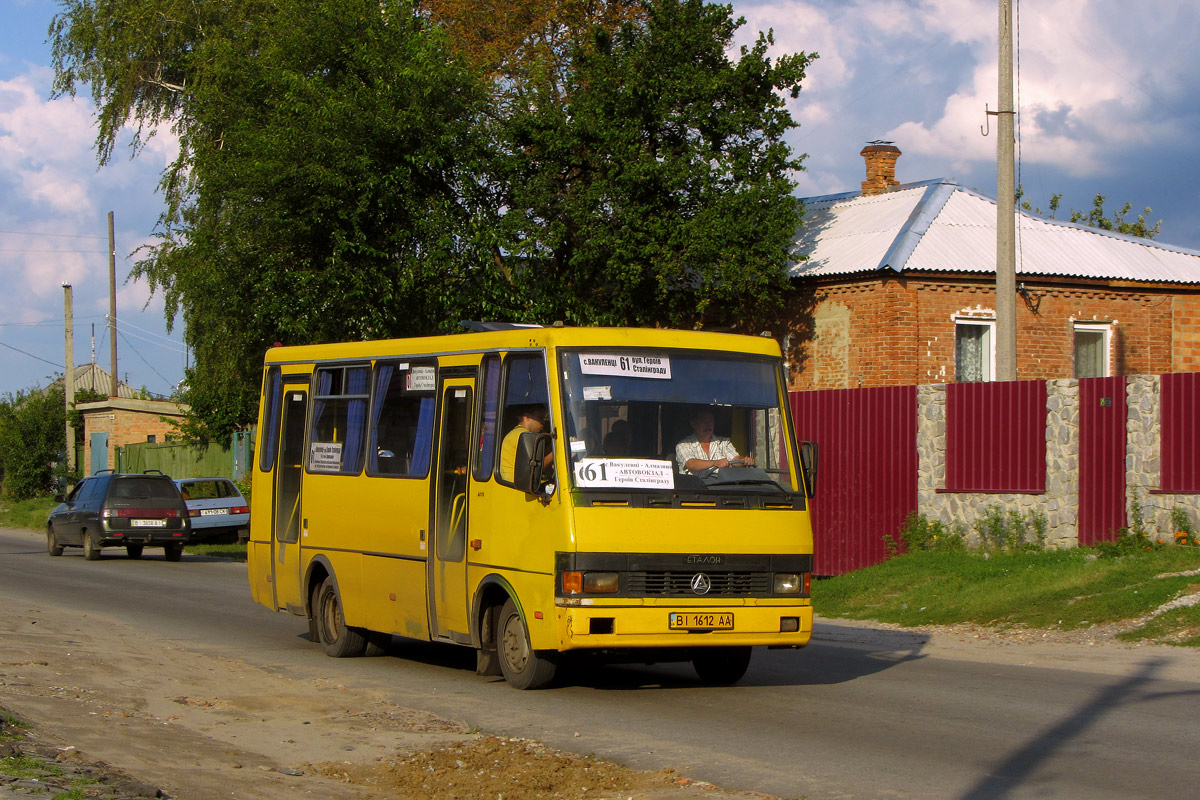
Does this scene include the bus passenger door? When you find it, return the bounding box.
[430,379,473,642]
[272,387,308,614]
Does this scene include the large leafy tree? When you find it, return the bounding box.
[52,0,498,439]
[0,386,67,499]
[481,0,814,328]
[51,0,815,438]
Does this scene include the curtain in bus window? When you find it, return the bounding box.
[410,396,436,478]
[342,367,368,474]
[475,356,500,481]
[369,365,394,474]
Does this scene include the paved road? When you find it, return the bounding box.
[3,526,1198,799]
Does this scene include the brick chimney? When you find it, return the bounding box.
[860,141,901,196]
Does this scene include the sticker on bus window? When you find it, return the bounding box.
[573,458,675,489]
[583,386,611,401]
[579,354,672,380]
[309,442,343,472]
[406,366,436,392]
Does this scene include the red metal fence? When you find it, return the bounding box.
[945,380,1046,493]
[1161,372,1200,493]
[1077,377,1128,545]
[790,386,917,576]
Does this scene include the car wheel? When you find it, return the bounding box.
[313,578,367,658]
[126,544,144,559]
[496,597,557,689]
[691,646,753,685]
[47,526,64,557]
[82,532,101,561]
[163,543,183,562]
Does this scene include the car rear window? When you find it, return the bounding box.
[179,480,237,500]
[110,478,179,501]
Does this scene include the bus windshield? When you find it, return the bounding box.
[559,348,797,493]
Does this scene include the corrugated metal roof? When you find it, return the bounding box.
[791,179,1200,284]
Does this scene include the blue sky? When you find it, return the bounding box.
[2,0,1198,397]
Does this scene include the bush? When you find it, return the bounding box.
[890,512,967,554]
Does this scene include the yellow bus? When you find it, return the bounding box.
[247,325,817,688]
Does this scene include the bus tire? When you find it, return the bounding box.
[496,597,556,690]
[692,646,752,685]
[314,578,367,658]
[47,526,64,557]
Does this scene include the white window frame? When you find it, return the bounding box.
[1073,322,1112,379]
[954,317,996,382]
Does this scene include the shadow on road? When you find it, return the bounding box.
[958,657,1192,799]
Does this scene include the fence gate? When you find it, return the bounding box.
[1077,377,1127,544]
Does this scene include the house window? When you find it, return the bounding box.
[1074,323,1111,379]
[955,319,994,382]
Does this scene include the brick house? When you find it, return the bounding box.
[784,143,1200,390]
[78,398,189,475]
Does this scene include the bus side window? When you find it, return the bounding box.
[309,365,370,474]
[369,363,435,479]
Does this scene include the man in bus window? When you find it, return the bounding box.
[675,408,754,475]
[499,404,551,482]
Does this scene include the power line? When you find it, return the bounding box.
[0,229,108,240]
[0,340,63,369]
[116,329,173,390]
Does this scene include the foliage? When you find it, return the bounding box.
[815,546,1200,642]
[974,505,1047,553]
[1017,186,1160,239]
[887,511,966,555]
[1170,506,1197,547]
[50,0,815,439]
[65,387,106,446]
[0,386,67,499]
[483,0,813,330]
[0,496,60,530]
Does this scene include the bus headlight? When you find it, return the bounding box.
[583,572,619,593]
[773,573,801,594]
[562,571,620,594]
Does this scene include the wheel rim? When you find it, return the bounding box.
[500,612,529,674]
[321,590,342,643]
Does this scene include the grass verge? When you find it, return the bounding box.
[815,546,1200,645]
[0,496,58,531]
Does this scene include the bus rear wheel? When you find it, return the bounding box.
[497,598,556,690]
[313,578,367,658]
[692,646,752,685]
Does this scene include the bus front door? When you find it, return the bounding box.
[272,387,308,615]
[430,379,473,642]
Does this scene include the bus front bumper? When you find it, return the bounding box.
[554,600,813,651]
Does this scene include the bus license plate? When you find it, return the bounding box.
[669,612,734,630]
[131,519,167,528]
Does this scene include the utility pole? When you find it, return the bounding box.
[108,211,118,397]
[63,284,75,473]
[995,0,1017,381]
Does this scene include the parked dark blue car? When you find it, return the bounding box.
[46,471,192,561]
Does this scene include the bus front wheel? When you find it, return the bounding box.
[497,598,556,690]
[314,578,367,658]
[692,646,752,685]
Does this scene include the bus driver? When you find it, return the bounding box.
[675,408,754,475]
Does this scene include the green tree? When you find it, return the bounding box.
[0,386,67,499]
[1018,187,1161,239]
[483,0,815,328]
[52,0,498,440]
[51,0,814,437]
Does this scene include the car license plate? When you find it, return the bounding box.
[131,519,167,528]
[200,509,225,516]
[669,612,734,630]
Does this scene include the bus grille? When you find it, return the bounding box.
[626,571,771,596]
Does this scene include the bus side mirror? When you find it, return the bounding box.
[514,431,555,496]
[799,440,818,499]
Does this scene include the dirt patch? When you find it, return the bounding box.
[0,602,774,800]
